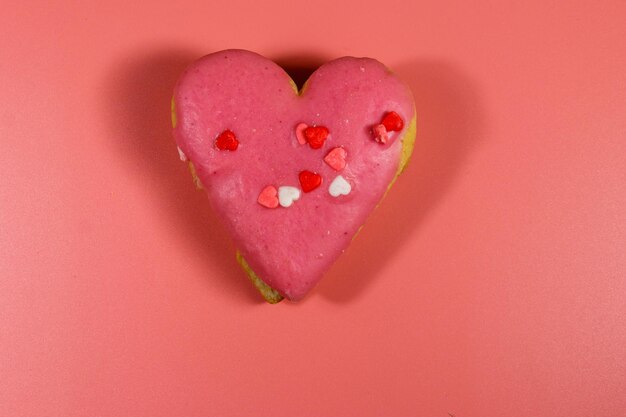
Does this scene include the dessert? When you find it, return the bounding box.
[172,49,416,302]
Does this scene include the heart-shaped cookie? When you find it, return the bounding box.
[172,50,416,302]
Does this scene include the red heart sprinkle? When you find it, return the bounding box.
[257,185,279,208]
[303,126,329,149]
[215,129,239,151]
[381,111,404,132]
[299,170,323,192]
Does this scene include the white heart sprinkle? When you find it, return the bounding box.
[329,175,352,197]
[278,186,301,208]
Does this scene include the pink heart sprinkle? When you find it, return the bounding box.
[257,185,279,208]
[324,147,347,171]
[295,122,308,145]
[373,124,389,144]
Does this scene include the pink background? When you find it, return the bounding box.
[1,1,625,416]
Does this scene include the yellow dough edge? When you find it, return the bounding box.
[171,94,417,304]
[187,161,204,190]
[235,251,284,304]
[171,97,178,128]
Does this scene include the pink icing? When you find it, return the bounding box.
[172,50,414,301]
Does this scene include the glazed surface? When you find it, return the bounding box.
[173,50,415,300]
